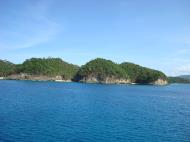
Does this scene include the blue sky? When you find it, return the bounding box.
[0,0,190,76]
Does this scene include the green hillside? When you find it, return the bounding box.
[120,62,167,83]
[0,60,16,76]
[75,58,167,84]
[0,57,168,84]
[17,58,79,80]
[74,58,128,81]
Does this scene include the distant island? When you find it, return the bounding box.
[0,57,170,85]
[168,76,190,84]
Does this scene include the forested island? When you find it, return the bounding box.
[74,58,167,85]
[0,58,171,85]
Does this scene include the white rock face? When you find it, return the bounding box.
[80,76,168,85]
[80,76,130,84]
[152,79,168,85]
[104,77,130,84]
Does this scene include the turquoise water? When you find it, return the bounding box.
[0,80,190,142]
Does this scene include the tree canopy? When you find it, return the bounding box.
[0,60,16,76]
[75,58,128,81]
[75,58,167,83]
[17,58,79,80]
[120,62,167,83]
[0,57,168,84]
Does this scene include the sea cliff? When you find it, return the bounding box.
[152,79,168,85]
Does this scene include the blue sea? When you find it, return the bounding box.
[0,80,190,142]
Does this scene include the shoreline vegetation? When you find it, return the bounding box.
[0,57,187,85]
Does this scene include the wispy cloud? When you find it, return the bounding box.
[0,0,60,51]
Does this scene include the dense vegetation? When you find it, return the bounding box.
[120,62,167,83]
[75,58,128,81]
[75,58,167,84]
[168,77,190,83]
[0,60,16,76]
[16,58,79,80]
[0,57,169,84]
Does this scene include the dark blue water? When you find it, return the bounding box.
[0,80,190,142]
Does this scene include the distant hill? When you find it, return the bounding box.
[168,75,190,84]
[178,75,190,80]
[168,77,190,83]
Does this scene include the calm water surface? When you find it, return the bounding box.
[0,80,190,142]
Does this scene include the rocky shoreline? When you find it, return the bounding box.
[0,73,168,85]
[2,74,72,82]
[78,76,167,85]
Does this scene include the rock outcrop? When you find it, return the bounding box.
[79,76,168,85]
[152,79,168,85]
[5,73,72,82]
[79,76,130,84]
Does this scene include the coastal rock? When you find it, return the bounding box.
[79,76,130,84]
[5,74,72,82]
[152,79,168,85]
